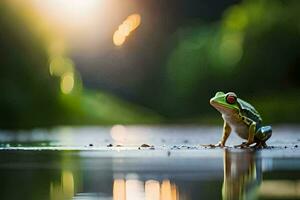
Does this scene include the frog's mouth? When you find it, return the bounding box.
[210,99,239,114]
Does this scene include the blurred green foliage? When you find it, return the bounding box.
[160,0,300,122]
[60,90,162,125]
[0,4,64,129]
[0,2,161,129]
[0,0,300,129]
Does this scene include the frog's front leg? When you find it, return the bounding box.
[235,122,256,148]
[219,121,232,147]
[203,121,231,148]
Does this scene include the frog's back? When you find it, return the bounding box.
[237,98,262,124]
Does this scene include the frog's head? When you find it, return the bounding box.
[210,91,240,115]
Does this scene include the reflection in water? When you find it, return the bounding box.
[47,151,263,200]
[145,180,160,200]
[50,170,74,200]
[161,179,178,200]
[222,150,261,200]
[45,151,300,200]
[113,177,178,200]
[1,150,299,200]
[126,179,145,200]
[113,179,126,200]
[259,180,300,199]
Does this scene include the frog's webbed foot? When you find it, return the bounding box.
[234,142,253,148]
[201,142,225,148]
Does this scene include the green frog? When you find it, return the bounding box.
[208,91,272,148]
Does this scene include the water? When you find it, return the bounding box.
[0,126,300,200]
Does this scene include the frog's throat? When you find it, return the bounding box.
[210,100,239,113]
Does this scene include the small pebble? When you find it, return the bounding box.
[140,144,151,147]
[107,144,113,147]
[150,146,155,150]
[116,144,123,147]
[89,144,93,147]
[138,147,141,150]
[284,146,287,148]
[294,145,298,148]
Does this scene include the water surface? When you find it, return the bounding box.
[0,126,299,200]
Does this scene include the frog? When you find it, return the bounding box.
[207,91,272,148]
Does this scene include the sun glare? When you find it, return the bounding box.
[113,14,141,46]
[110,125,127,144]
[60,72,75,94]
[49,56,74,76]
[31,0,102,29]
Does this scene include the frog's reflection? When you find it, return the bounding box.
[222,149,262,200]
[49,170,75,200]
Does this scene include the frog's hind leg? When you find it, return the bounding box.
[255,126,272,148]
[253,141,267,148]
[261,142,268,148]
[253,142,263,148]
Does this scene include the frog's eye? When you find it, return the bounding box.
[226,93,237,104]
